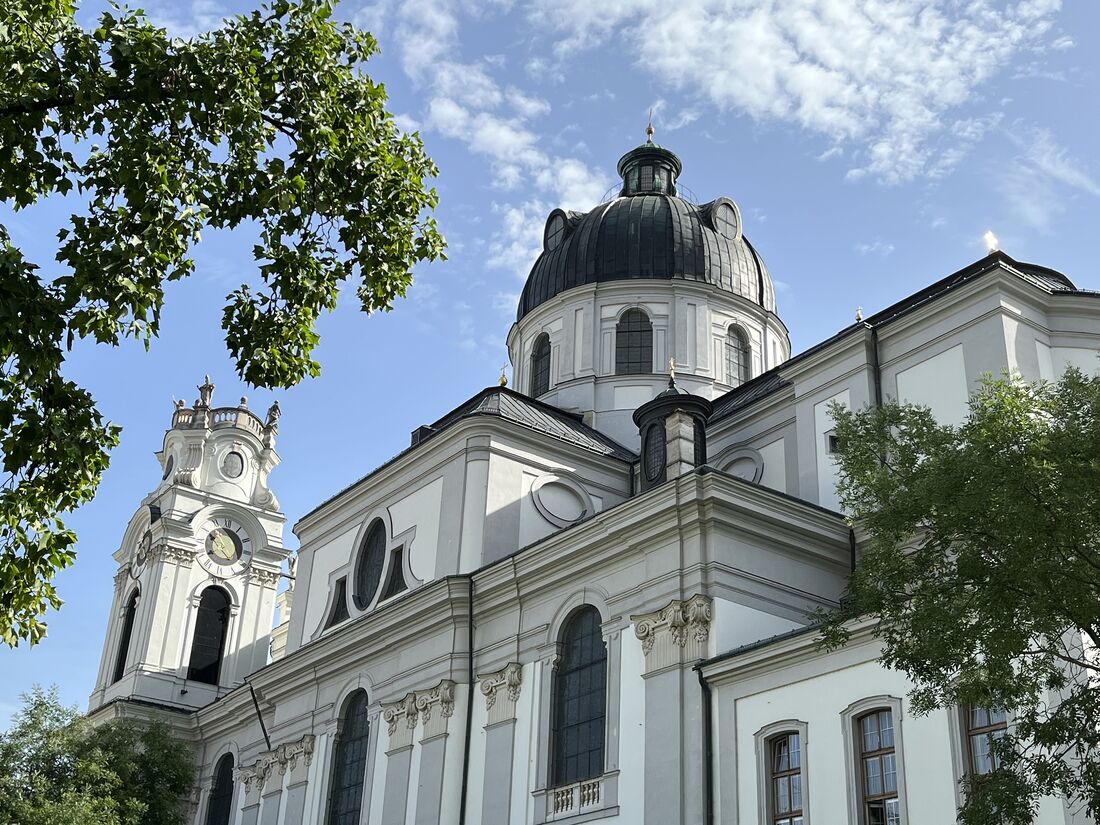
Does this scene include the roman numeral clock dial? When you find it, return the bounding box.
[199,516,253,575]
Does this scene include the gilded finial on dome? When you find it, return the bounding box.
[646,110,655,144]
[499,364,508,387]
[668,357,675,380]
[855,306,863,322]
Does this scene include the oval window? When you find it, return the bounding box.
[221,451,244,479]
[545,213,566,251]
[713,201,740,241]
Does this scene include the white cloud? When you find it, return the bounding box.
[487,201,548,277]
[995,127,1100,232]
[146,0,227,38]
[532,0,1063,183]
[854,240,896,257]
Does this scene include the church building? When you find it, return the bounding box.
[88,132,1098,825]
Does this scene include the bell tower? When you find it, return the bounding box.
[89,377,289,714]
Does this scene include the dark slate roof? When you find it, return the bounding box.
[709,371,791,420]
[709,250,1086,424]
[426,387,637,462]
[300,388,635,524]
[517,194,775,320]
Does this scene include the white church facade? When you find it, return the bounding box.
[88,135,1098,825]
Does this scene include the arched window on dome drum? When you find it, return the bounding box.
[551,606,607,787]
[616,310,653,375]
[204,753,235,825]
[112,588,139,684]
[354,520,387,609]
[726,325,751,386]
[530,334,551,396]
[187,586,230,685]
[326,690,371,825]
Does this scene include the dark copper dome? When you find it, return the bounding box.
[516,142,777,321]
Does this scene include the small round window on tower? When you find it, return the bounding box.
[221,451,244,479]
[712,200,741,241]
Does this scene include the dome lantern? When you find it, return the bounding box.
[616,127,682,197]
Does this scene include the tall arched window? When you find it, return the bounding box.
[204,753,235,825]
[327,690,371,825]
[530,334,551,396]
[551,606,607,786]
[354,520,387,609]
[187,586,231,685]
[725,325,751,386]
[112,588,139,684]
[615,309,653,375]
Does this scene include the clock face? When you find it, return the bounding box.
[204,517,248,566]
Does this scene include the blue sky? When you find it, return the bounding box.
[2,0,1099,722]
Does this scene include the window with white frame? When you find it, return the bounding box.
[725,325,751,386]
[842,696,907,825]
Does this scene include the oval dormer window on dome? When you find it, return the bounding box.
[544,210,568,252]
[710,198,741,242]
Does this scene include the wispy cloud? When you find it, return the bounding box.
[532,0,1064,184]
[996,126,1100,232]
[854,240,896,257]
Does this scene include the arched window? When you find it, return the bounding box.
[112,589,139,684]
[530,334,551,396]
[187,586,231,685]
[204,753,235,825]
[326,690,371,825]
[354,520,387,609]
[616,309,653,375]
[725,325,751,386]
[551,606,607,786]
[857,709,898,825]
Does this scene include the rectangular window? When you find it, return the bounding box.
[967,706,1008,775]
[859,710,899,825]
[770,732,804,825]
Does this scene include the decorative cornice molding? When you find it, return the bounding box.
[235,734,315,794]
[631,594,712,674]
[247,567,281,587]
[479,662,522,726]
[382,678,456,746]
[153,543,194,566]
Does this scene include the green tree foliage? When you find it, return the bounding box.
[0,0,445,644]
[820,368,1100,824]
[0,685,195,824]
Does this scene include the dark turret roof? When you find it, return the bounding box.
[516,142,777,321]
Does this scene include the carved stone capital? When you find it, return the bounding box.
[631,594,713,674]
[479,662,522,726]
[235,734,315,795]
[383,678,457,747]
[114,565,132,588]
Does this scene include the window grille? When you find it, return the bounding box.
[354,520,386,609]
[204,753,235,825]
[644,423,666,483]
[187,587,230,685]
[551,606,607,786]
[615,310,653,375]
[326,691,370,825]
[770,732,804,825]
[859,710,899,825]
[725,326,751,386]
[531,334,551,396]
[112,589,139,684]
[967,707,1008,775]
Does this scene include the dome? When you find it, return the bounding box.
[516,140,777,321]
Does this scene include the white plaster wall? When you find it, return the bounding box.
[712,598,805,654]
[388,477,444,583]
[300,525,358,639]
[894,343,969,426]
[616,631,647,824]
[1052,346,1100,376]
[758,438,786,494]
[813,390,849,511]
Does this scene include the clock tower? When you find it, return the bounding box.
[89,377,289,714]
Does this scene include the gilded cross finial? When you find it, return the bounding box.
[646,110,655,143]
[668,357,675,380]
[498,364,508,387]
[855,306,863,322]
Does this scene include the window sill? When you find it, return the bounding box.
[533,771,619,824]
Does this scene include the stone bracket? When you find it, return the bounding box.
[631,594,712,674]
